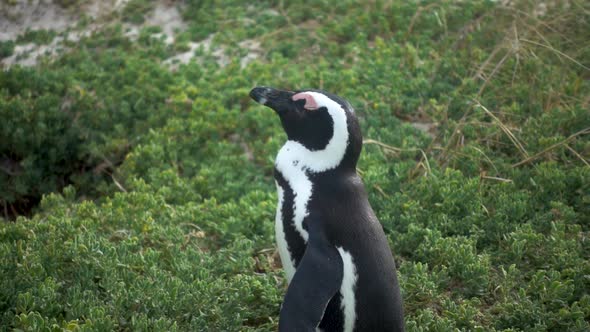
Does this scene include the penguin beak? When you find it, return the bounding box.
[249,86,295,114]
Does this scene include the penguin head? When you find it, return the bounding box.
[250,86,362,170]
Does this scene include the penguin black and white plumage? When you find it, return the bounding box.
[249,87,405,332]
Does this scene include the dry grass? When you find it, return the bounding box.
[427,0,589,173]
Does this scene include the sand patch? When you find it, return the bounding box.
[1,0,262,69]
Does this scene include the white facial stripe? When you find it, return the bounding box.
[337,248,358,332]
[275,182,297,283]
[282,91,350,172]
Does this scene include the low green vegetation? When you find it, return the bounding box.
[0,40,15,58]
[1,0,589,330]
[121,0,157,24]
[16,29,58,45]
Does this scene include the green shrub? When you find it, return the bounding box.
[16,29,57,45]
[0,40,15,58]
[121,0,156,25]
[0,38,178,217]
[0,189,281,330]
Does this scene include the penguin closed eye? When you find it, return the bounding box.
[250,86,405,332]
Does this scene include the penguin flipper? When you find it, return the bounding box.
[278,222,343,332]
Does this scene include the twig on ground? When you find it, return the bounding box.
[405,3,440,39]
[111,174,127,193]
[476,102,529,158]
[520,38,590,71]
[565,144,590,167]
[373,184,391,199]
[363,139,432,176]
[363,139,402,153]
[512,127,590,167]
[481,175,513,182]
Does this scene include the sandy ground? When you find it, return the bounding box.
[0,0,130,41]
[1,0,130,66]
[0,0,260,68]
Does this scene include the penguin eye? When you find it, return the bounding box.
[292,92,319,111]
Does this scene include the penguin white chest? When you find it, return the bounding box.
[276,145,312,241]
[274,183,297,282]
[274,143,314,283]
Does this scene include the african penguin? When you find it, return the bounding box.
[249,87,405,332]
